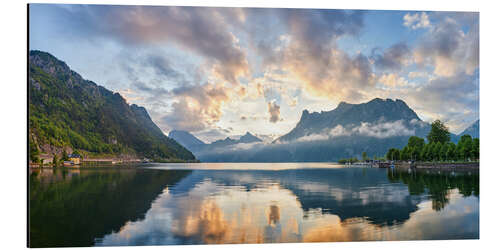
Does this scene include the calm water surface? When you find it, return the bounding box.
[29,163,479,247]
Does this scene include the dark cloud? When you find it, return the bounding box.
[371,42,411,71]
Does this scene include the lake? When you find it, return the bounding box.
[28,163,479,247]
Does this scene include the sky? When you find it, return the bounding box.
[29,4,479,142]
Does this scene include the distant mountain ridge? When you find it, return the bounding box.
[168,130,206,152]
[459,120,479,138]
[168,131,262,153]
[29,50,195,161]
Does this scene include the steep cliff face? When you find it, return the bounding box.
[29,50,195,161]
[278,98,428,142]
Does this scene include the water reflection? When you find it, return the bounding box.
[28,167,191,248]
[29,165,479,247]
[387,168,479,211]
[95,166,478,245]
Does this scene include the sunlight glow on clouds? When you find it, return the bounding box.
[29,5,479,140]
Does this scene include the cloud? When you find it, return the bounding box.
[296,133,330,142]
[160,83,233,132]
[142,54,183,81]
[413,14,479,77]
[294,120,416,142]
[268,101,281,123]
[161,99,208,132]
[49,5,250,84]
[378,73,409,87]
[31,6,479,139]
[256,10,375,102]
[403,72,479,133]
[371,42,411,71]
[403,12,431,30]
[408,71,430,79]
[116,51,190,94]
[328,125,351,137]
[353,120,415,138]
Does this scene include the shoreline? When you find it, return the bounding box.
[395,162,479,172]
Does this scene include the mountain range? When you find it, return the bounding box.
[29,50,479,163]
[168,131,262,153]
[29,50,195,161]
[170,98,479,162]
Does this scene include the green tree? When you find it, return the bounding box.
[362,152,369,161]
[408,136,425,150]
[425,142,435,161]
[420,144,429,162]
[472,138,479,160]
[446,142,457,161]
[62,149,69,161]
[458,135,473,161]
[29,141,40,163]
[427,120,451,144]
[439,142,449,161]
[432,142,442,161]
[386,148,397,161]
[409,146,417,161]
[401,146,410,161]
[52,154,59,167]
[386,148,400,161]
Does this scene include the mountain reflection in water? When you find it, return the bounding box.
[96,165,479,245]
[29,164,479,247]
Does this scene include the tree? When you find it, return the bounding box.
[386,148,401,161]
[409,147,417,161]
[432,142,442,161]
[408,136,425,150]
[401,146,411,161]
[446,142,457,161]
[427,120,451,144]
[386,148,397,161]
[472,138,479,160]
[420,144,429,162]
[362,152,368,161]
[52,154,59,167]
[458,135,473,161]
[62,149,69,161]
[29,141,40,164]
[425,142,436,161]
[439,142,449,161]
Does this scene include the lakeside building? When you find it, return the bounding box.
[67,154,81,165]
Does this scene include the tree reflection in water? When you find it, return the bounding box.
[29,165,479,247]
[387,168,479,211]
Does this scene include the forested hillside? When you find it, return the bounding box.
[29,50,195,161]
